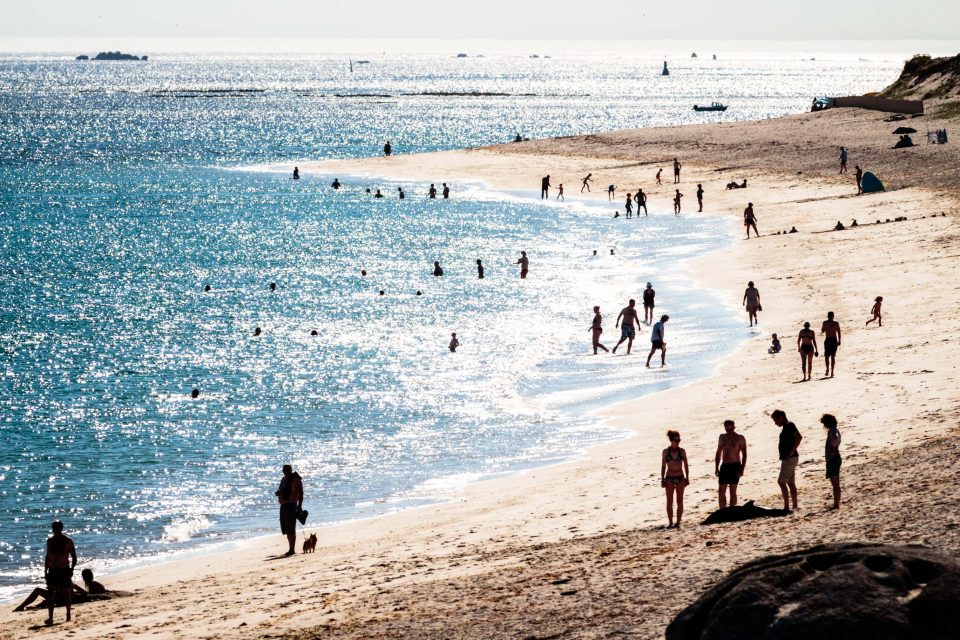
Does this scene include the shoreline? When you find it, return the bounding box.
[3,106,959,638]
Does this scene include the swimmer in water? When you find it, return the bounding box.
[449,333,459,352]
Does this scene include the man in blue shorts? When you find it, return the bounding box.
[612,299,641,355]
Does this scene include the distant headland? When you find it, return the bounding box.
[76,51,148,61]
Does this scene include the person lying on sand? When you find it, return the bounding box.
[14,569,118,615]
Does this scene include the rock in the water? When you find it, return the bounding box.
[700,500,789,525]
[666,543,960,640]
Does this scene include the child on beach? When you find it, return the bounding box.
[821,413,842,509]
[768,333,781,354]
[655,168,662,185]
[449,333,459,352]
[660,430,689,528]
[673,190,683,215]
[866,296,883,327]
[625,193,633,217]
[557,184,564,200]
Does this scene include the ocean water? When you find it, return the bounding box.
[0,50,902,599]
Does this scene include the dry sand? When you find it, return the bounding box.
[3,105,960,639]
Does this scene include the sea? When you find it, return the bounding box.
[0,45,909,599]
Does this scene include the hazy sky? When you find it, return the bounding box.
[3,0,959,41]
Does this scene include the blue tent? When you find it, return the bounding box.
[861,172,885,193]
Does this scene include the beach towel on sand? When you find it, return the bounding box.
[860,172,885,193]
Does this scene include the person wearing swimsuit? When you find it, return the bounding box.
[744,203,759,238]
[661,430,689,528]
[589,306,609,355]
[797,322,818,381]
[820,311,842,378]
[715,420,747,508]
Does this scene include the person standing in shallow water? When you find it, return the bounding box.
[612,299,641,355]
[292,167,300,180]
[275,465,303,557]
[540,175,551,199]
[476,259,484,279]
[581,173,592,192]
[771,409,802,512]
[797,321,818,381]
[743,281,760,327]
[433,261,443,277]
[821,413,842,509]
[589,305,609,354]
[383,141,392,156]
[428,184,437,198]
[449,333,459,352]
[516,251,529,278]
[625,193,633,218]
[635,189,648,216]
[821,311,841,377]
[661,430,689,528]
[715,420,747,508]
[442,183,450,199]
[646,314,669,367]
[642,282,655,325]
[673,189,683,215]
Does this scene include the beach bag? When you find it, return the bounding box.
[297,508,308,525]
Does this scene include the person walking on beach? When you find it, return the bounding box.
[866,296,883,327]
[635,189,648,216]
[715,420,747,508]
[839,147,848,174]
[646,314,669,367]
[398,186,405,199]
[608,184,616,201]
[743,281,761,327]
[39,520,77,625]
[516,251,529,279]
[449,332,460,352]
[625,193,633,218]
[642,282,656,325]
[276,465,303,557]
[433,261,444,277]
[744,203,759,238]
[383,141,392,156]
[797,321,818,381]
[612,299,641,355]
[673,189,683,215]
[655,168,662,185]
[771,409,802,512]
[541,175,551,199]
[696,183,704,212]
[589,305,609,354]
[442,183,450,199]
[855,165,863,195]
[581,173,593,192]
[476,259,484,279]
[557,183,564,200]
[428,184,437,198]
[821,413,842,509]
[673,158,682,183]
[821,311,841,378]
[661,430,689,528]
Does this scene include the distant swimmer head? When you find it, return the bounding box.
[310,329,318,336]
[416,290,422,296]
[593,250,597,255]
[610,249,615,255]
[361,269,367,276]
[254,327,262,337]
[204,284,211,292]
[379,290,385,295]
[191,388,200,399]
[269,282,277,291]
[51,520,64,533]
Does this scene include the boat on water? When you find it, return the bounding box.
[693,102,728,112]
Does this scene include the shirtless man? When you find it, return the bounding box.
[820,311,842,377]
[612,299,641,355]
[696,183,704,212]
[744,203,759,238]
[673,157,682,183]
[797,321,818,381]
[540,175,551,199]
[589,305,609,354]
[634,189,648,216]
[43,520,77,625]
[516,251,529,279]
[715,420,747,508]
[743,281,761,327]
[673,189,683,215]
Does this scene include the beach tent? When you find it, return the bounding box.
[860,172,885,193]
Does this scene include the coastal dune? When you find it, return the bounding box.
[4,100,960,637]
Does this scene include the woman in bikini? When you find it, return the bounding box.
[797,321,818,381]
[661,430,690,528]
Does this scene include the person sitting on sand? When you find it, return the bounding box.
[646,315,669,367]
[514,132,522,142]
[834,220,845,231]
[661,430,689,528]
[13,569,109,614]
[715,420,747,508]
[589,305,609,354]
[769,333,781,354]
[581,173,592,193]
[821,413,842,509]
[743,281,761,327]
[655,168,662,185]
[449,333,459,352]
[673,189,683,215]
[744,203,759,238]
[772,409,802,512]
[331,178,341,190]
[612,299,641,355]
[821,311,841,378]
[866,296,883,327]
[635,189,648,216]
[625,193,633,218]
[608,184,616,201]
[797,321,818,381]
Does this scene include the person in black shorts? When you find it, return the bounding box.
[715,420,747,508]
[613,299,641,355]
[635,189,648,216]
[820,311,842,378]
[642,282,656,324]
[797,322,818,381]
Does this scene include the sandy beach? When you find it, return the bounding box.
[4,100,960,638]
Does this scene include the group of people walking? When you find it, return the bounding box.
[589,286,669,367]
[660,409,843,528]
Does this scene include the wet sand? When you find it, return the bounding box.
[3,105,960,638]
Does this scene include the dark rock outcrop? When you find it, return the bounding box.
[666,543,960,640]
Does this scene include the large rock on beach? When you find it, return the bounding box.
[666,543,960,640]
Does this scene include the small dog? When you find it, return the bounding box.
[302,533,317,554]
